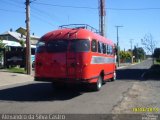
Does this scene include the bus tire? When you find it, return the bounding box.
[111,71,116,81]
[92,75,102,91]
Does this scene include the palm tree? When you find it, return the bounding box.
[19,39,25,47]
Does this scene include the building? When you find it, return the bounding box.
[0,27,39,68]
[0,27,39,46]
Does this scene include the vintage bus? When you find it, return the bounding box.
[35,24,116,91]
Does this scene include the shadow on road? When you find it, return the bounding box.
[142,64,160,80]
[116,68,148,80]
[117,67,160,81]
[0,83,91,102]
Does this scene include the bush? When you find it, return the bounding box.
[154,48,160,59]
[156,59,160,63]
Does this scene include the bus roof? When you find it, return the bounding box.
[41,28,114,46]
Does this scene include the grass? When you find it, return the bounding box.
[155,61,160,65]
[6,67,26,74]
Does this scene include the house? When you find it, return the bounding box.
[0,27,40,46]
[16,27,39,45]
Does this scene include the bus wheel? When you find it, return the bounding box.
[111,71,116,81]
[93,75,102,91]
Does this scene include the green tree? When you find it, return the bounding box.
[133,46,146,62]
[19,39,25,47]
[153,48,160,62]
[0,39,5,66]
[120,51,132,63]
[0,39,5,49]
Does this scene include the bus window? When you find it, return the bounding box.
[70,40,90,52]
[105,45,108,54]
[98,42,103,53]
[98,42,101,53]
[46,40,68,53]
[107,45,110,54]
[107,45,113,55]
[91,40,97,52]
[103,43,106,54]
[36,41,45,53]
[110,46,113,55]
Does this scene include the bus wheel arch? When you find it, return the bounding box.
[111,70,116,81]
[100,70,105,84]
[92,71,104,91]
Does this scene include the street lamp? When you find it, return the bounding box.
[115,26,123,67]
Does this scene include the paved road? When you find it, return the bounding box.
[0,59,157,115]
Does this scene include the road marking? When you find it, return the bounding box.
[141,72,146,79]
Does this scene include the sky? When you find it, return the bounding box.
[0,0,160,54]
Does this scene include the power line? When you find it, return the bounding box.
[33,2,97,9]
[32,1,160,11]
[1,0,160,11]
[1,0,24,8]
[8,0,24,4]
[0,8,24,13]
[31,12,56,27]
[31,6,62,24]
[31,0,37,2]
[107,7,160,11]
[31,6,56,20]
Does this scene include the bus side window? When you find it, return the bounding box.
[109,46,112,55]
[100,42,103,53]
[109,45,113,55]
[105,44,108,54]
[98,42,101,53]
[107,44,110,54]
[91,40,97,52]
[111,46,113,55]
[103,44,106,54]
[98,42,103,54]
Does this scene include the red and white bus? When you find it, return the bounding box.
[35,24,116,91]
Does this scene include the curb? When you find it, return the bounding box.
[117,62,139,70]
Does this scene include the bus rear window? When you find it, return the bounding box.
[70,40,90,52]
[36,41,45,53]
[46,40,68,53]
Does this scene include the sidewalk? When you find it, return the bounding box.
[0,70,34,87]
[117,63,133,69]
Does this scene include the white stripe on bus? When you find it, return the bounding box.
[91,56,115,64]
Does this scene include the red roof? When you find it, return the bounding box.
[41,28,114,45]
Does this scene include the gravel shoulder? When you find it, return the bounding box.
[112,80,160,114]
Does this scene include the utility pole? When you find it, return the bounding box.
[130,39,134,63]
[25,0,31,75]
[130,39,133,51]
[115,26,123,67]
[99,0,106,37]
